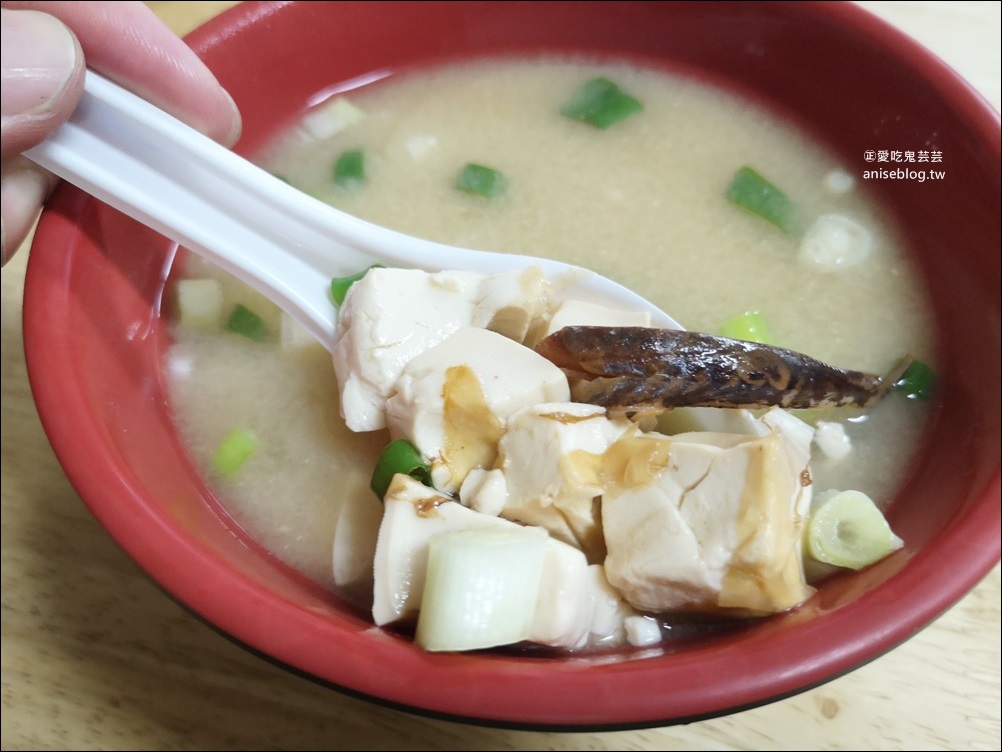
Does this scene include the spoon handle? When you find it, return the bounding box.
[26,71,682,348]
[25,71,371,348]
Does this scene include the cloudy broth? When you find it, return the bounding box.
[166,58,935,600]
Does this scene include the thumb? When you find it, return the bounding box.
[1,8,85,157]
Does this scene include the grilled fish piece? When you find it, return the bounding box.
[535,326,902,411]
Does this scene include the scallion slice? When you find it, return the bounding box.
[455,163,506,199]
[559,77,643,129]
[212,428,258,478]
[370,439,433,500]
[415,527,548,652]
[726,166,793,232]
[718,310,774,345]
[225,303,269,342]
[893,358,936,400]
[807,489,903,570]
[330,264,384,307]
[175,278,223,330]
[333,148,365,187]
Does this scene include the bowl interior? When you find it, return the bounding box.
[23,0,1000,729]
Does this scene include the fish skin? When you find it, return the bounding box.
[535,326,893,411]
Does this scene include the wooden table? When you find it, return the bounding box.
[2,2,999,749]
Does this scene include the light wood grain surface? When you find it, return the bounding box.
[2,2,999,749]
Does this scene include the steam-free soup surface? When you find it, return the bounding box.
[166,58,934,594]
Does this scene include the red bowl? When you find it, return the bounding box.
[23,0,1000,729]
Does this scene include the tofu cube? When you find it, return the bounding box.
[386,326,569,493]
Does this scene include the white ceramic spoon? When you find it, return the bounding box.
[25,71,681,349]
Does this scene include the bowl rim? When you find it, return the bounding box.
[22,0,1001,730]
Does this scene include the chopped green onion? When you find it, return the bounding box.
[307,97,365,139]
[415,526,548,652]
[726,166,793,232]
[371,439,433,500]
[455,163,506,199]
[225,303,269,342]
[718,310,774,345]
[893,359,936,400]
[212,428,258,478]
[806,489,903,570]
[175,278,223,330]
[280,313,319,350]
[559,77,643,129]
[331,264,385,307]
[333,148,366,187]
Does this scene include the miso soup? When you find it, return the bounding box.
[165,58,935,641]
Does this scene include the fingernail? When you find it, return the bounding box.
[1,10,79,118]
[219,89,244,148]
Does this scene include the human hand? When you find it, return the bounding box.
[1,1,241,265]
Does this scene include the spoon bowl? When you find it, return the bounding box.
[25,71,681,349]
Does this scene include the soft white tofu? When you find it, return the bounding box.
[280,312,322,350]
[658,405,765,436]
[333,268,484,432]
[603,410,815,615]
[175,278,223,330]
[374,473,595,650]
[759,407,815,490]
[543,299,652,337]
[404,134,438,162]
[624,615,663,647]
[331,478,383,602]
[495,402,636,557]
[385,326,570,493]
[813,420,852,461]
[459,468,508,516]
[333,266,557,432]
[529,538,593,649]
[799,213,874,270]
[372,474,518,626]
[471,266,549,342]
[298,95,364,140]
[584,564,638,647]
